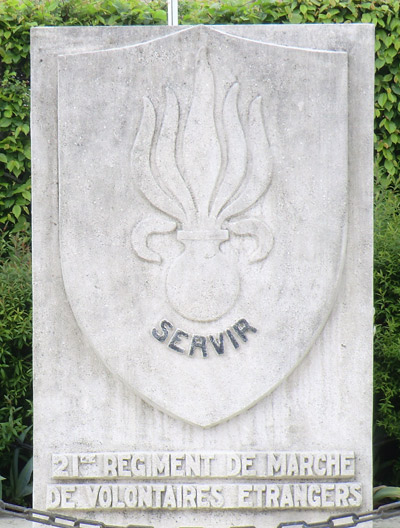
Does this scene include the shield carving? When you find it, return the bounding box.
[58,26,348,427]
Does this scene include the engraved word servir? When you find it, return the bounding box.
[151,318,257,357]
[131,47,273,323]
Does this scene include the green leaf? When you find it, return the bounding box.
[12,205,21,219]
[0,118,11,128]
[23,144,30,159]
[152,9,167,21]
[376,58,386,69]
[378,93,388,107]
[384,159,395,175]
[387,47,398,59]
[374,486,400,504]
[289,13,303,24]
[15,457,32,498]
[392,84,400,95]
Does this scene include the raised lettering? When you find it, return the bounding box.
[241,454,256,476]
[131,455,145,477]
[307,484,321,508]
[163,485,177,508]
[176,484,183,508]
[265,485,280,508]
[117,454,131,477]
[209,333,224,355]
[61,486,76,508]
[104,455,117,477]
[189,335,207,358]
[45,482,364,510]
[98,486,112,508]
[152,320,173,342]
[197,485,211,507]
[299,454,313,476]
[321,484,335,508]
[238,485,252,507]
[348,484,362,507]
[47,486,61,509]
[313,454,326,476]
[326,453,340,477]
[287,454,299,476]
[210,486,224,508]
[253,484,266,507]
[168,330,189,354]
[138,485,152,508]
[124,486,138,508]
[335,483,350,507]
[53,455,69,477]
[227,454,241,476]
[86,485,100,508]
[152,485,165,508]
[226,329,239,349]
[233,319,257,342]
[267,453,286,476]
[201,455,214,476]
[112,485,125,508]
[186,454,201,476]
[280,484,294,508]
[341,453,355,477]
[152,454,170,477]
[182,485,196,508]
[293,484,308,508]
[171,454,184,477]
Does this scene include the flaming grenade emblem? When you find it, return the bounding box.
[131,48,273,323]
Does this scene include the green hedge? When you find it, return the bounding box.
[1,0,400,493]
[374,189,400,485]
[0,233,32,498]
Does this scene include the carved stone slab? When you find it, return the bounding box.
[58,26,347,427]
[31,24,374,528]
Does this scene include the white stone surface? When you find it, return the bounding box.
[57,26,348,428]
[31,24,374,528]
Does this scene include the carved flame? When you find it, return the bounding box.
[131,47,273,263]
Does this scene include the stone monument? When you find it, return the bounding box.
[31,24,374,528]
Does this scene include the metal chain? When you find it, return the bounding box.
[276,501,400,528]
[1,499,400,528]
[0,500,152,528]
